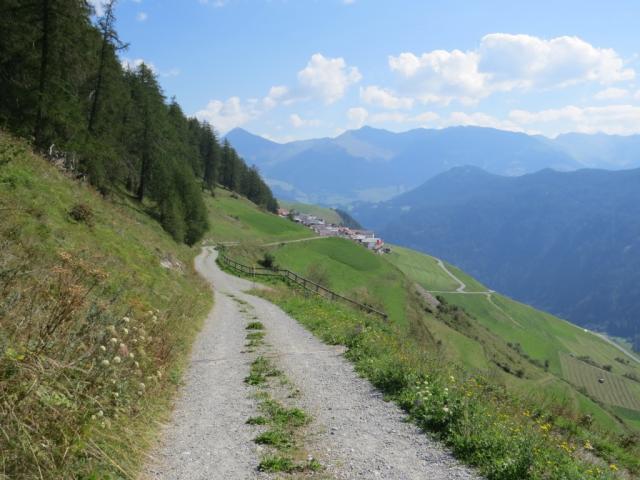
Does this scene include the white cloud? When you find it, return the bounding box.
[136,11,148,21]
[389,33,635,105]
[389,49,485,105]
[195,97,260,133]
[120,57,179,78]
[263,85,290,109]
[443,112,525,132]
[509,104,640,136]
[347,107,369,129]
[360,85,414,109]
[298,53,362,104]
[594,87,628,100]
[345,108,439,129]
[88,0,106,16]
[121,58,156,73]
[289,113,321,128]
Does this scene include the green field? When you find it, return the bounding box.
[560,354,640,411]
[257,235,640,434]
[205,189,313,244]
[382,245,640,430]
[215,192,640,474]
[386,246,461,291]
[279,200,343,225]
[269,237,410,325]
[387,245,489,293]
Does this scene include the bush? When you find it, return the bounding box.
[258,253,277,270]
[305,262,331,287]
[68,203,94,225]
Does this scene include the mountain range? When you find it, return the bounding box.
[352,165,640,347]
[227,126,640,205]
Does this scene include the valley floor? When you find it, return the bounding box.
[144,248,479,479]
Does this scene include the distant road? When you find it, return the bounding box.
[261,236,325,247]
[593,332,640,364]
[435,258,467,292]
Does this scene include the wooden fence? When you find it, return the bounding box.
[218,251,388,321]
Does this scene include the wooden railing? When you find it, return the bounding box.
[218,251,388,321]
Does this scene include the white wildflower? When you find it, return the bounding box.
[110,337,118,344]
[97,410,104,417]
[443,406,450,413]
[101,359,110,367]
[129,352,135,359]
[113,356,121,364]
[134,361,140,368]
[139,382,146,390]
[123,328,129,335]
[99,345,106,352]
[122,316,130,323]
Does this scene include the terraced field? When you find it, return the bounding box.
[560,353,640,411]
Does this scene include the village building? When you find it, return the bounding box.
[285,210,390,254]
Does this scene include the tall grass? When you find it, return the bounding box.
[0,133,211,479]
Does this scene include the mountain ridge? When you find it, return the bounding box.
[227,125,640,205]
[351,165,640,347]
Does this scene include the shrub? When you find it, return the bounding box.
[258,252,277,270]
[68,203,94,225]
[306,262,331,288]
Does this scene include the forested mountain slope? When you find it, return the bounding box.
[0,0,278,245]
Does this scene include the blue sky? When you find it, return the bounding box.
[98,0,640,142]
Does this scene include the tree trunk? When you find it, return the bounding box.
[34,0,51,145]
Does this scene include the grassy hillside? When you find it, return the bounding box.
[249,238,639,437]
[279,200,343,225]
[268,237,410,325]
[385,246,640,432]
[221,224,639,475]
[205,190,313,244]
[0,133,211,478]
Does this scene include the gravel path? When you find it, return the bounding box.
[145,247,481,479]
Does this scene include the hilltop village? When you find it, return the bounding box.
[278,208,391,254]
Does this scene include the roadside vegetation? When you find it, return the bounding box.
[0,134,211,478]
[216,226,640,477]
[257,287,637,479]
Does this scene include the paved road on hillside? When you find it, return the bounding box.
[434,259,467,293]
[144,247,480,479]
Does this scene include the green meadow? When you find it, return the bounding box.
[204,189,313,244]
